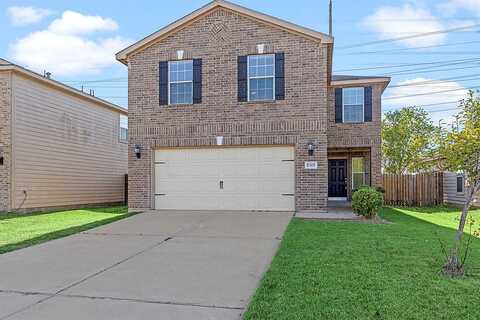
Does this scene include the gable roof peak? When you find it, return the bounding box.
[116,0,333,65]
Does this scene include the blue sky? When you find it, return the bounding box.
[1,0,479,124]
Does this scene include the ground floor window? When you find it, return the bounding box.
[352,157,365,190]
[457,175,464,193]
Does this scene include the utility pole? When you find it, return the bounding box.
[329,0,333,36]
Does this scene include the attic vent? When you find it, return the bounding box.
[0,156,4,166]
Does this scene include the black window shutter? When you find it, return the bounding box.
[159,61,169,105]
[193,59,202,104]
[275,52,285,100]
[364,86,373,122]
[238,56,248,102]
[335,88,343,123]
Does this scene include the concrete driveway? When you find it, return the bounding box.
[0,210,292,320]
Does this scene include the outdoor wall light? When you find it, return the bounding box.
[134,144,142,159]
[307,142,315,156]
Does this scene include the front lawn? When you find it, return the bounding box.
[244,207,480,320]
[0,206,133,254]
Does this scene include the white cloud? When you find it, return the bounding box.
[48,11,118,35]
[439,0,480,16]
[384,78,468,124]
[7,6,52,26]
[362,4,447,47]
[9,11,130,76]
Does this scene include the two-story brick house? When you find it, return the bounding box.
[116,0,390,213]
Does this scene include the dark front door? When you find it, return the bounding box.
[328,159,347,198]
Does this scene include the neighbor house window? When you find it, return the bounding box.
[343,88,364,123]
[169,60,193,105]
[119,115,128,141]
[248,54,275,101]
[352,157,365,190]
[457,175,464,193]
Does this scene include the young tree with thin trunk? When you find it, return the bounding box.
[440,91,480,276]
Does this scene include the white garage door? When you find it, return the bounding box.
[154,146,295,211]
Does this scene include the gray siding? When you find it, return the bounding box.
[444,172,480,207]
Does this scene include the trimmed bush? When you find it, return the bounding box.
[352,186,383,218]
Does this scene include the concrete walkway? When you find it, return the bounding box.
[296,207,360,220]
[0,210,292,320]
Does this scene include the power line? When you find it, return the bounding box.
[334,57,480,72]
[335,17,479,23]
[381,60,480,75]
[336,23,480,49]
[337,40,480,56]
[62,77,127,84]
[341,51,480,56]
[388,74,480,88]
[384,101,461,110]
[384,86,478,100]
[381,64,480,76]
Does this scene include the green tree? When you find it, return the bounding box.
[382,107,437,174]
[440,91,480,277]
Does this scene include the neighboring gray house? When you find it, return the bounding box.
[0,58,128,213]
[116,0,390,213]
[444,172,480,208]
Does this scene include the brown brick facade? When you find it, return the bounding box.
[126,8,382,211]
[327,83,383,190]
[0,72,11,213]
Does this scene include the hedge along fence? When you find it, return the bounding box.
[383,172,444,206]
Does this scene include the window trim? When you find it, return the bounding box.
[352,157,365,190]
[168,60,194,106]
[456,174,465,193]
[247,54,275,102]
[342,87,365,123]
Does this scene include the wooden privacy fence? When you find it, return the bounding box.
[383,172,444,206]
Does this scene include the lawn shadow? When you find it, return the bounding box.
[0,212,136,255]
[382,206,480,277]
[0,205,127,222]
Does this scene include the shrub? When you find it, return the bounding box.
[352,186,384,219]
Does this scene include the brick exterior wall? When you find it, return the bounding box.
[0,72,11,213]
[327,83,383,189]
[127,8,382,211]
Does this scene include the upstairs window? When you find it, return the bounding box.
[169,60,193,105]
[248,54,275,101]
[343,88,364,123]
[119,115,128,141]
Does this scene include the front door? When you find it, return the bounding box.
[328,159,347,198]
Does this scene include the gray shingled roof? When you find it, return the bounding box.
[332,75,390,81]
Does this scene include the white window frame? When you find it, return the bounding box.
[168,60,193,106]
[343,87,365,123]
[352,157,365,190]
[247,54,275,102]
[119,115,128,142]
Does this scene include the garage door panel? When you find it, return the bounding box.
[155,147,295,211]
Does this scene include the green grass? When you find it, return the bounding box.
[395,206,480,235]
[244,207,480,320]
[0,206,134,254]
